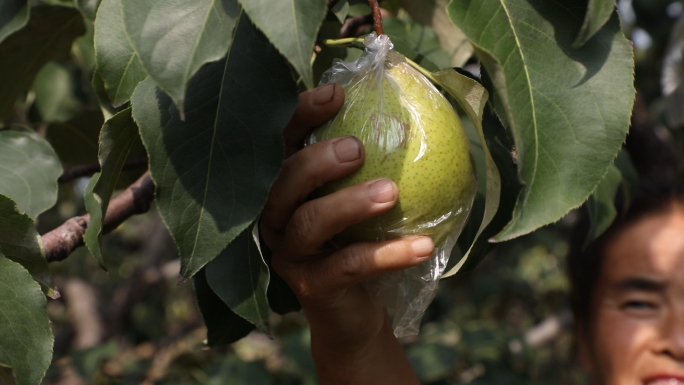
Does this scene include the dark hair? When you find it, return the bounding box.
[567,181,684,332]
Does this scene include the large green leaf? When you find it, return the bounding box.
[83,108,139,269]
[0,194,53,295]
[448,0,634,241]
[94,0,147,108]
[0,0,28,44]
[193,267,255,347]
[121,0,241,117]
[0,253,53,385]
[132,13,299,279]
[0,6,84,120]
[206,224,270,332]
[574,0,616,48]
[0,126,62,219]
[400,0,473,67]
[584,164,621,245]
[238,0,327,89]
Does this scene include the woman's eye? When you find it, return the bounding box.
[622,300,657,310]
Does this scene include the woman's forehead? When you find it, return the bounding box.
[603,209,684,280]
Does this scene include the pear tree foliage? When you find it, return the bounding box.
[0,0,633,382]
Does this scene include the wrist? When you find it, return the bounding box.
[309,312,420,385]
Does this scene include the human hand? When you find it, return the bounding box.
[260,83,429,384]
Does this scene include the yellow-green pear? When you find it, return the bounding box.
[309,50,476,247]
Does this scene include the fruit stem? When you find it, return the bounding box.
[368,0,384,35]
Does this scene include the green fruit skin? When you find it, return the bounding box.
[311,52,476,247]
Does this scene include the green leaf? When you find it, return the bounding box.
[121,0,241,117]
[574,0,616,48]
[433,69,500,279]
[45,110,103,167]
[83,108,139,269]
[383,16,452,69]
[254,225,301,315]
[389,36,440,72]
[33,61,79,122]
[77,0,101,20]
[93,0,147,108]
[238,0,327,89]
[0,195,54,295]
[0,0,28,44]
[206,224,270,332]
[92,69,125,120]
[331,0,349,23]
[0,253,53,385]
[132,13,299,279]
[614,148,638,213]
[448,0,635,241]
[400,0,473,67]
[0,126,62,219]
[0,6,85,121]
[585,164,622,245]
[193,267,255,347]
[453,107,521,274]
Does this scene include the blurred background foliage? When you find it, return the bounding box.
[34,0,683,383]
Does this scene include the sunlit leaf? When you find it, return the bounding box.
[0,6,85,120]
[0,253,53,385]
[83,108,139,269]
[448,0,635,241]
[238,0,327,89]
[132,13,299,279]
[94,0,147,107]
[206,224,270,332]
[0,126,62,219]
[331,0,349,23]
[121,0,241,117]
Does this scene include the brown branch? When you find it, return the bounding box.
[368,0,384,35]
[58,157,148,184]
[44,172,155,263]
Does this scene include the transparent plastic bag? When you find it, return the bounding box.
[305,33,477,337]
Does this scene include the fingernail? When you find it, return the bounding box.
[411,238,434,258]
[369,179,395,203]
[314,83,336,105]
[334,136,361,163]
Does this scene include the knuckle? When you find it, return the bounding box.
[288,204,319,248]
[335,246,365,278]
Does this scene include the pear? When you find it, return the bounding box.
[309,50,476,247]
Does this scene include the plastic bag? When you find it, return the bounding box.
[305,33,477,337]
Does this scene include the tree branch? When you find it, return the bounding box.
[58,157,148,184]
[44,172,155,263]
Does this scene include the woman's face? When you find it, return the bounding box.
[584,206,684,385]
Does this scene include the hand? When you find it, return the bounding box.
[260,83,429,384]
